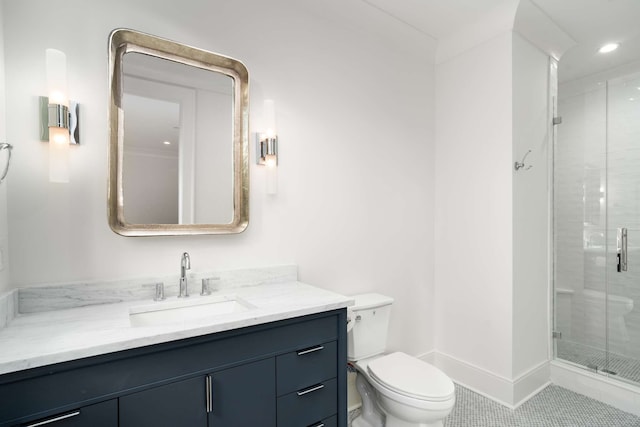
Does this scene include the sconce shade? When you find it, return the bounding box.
[46,49,68,107]
[46,48,70,183]
[49,128,70,182]
[265,154,277,168]
[265,154,277,195]
[264,99,276,138]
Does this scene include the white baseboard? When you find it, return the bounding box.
[418,351,550,408]
[513,361,551,408]
[550,360,640,417]
[415,352,640,415]
[417,350,436,364]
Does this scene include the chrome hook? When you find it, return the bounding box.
[514,149,533,172]
[0,143,13,184]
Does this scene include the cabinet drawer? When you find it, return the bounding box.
[19,400,117,427]
[119,376,207,427]
[306,414,337,427]
[276,378,337,427]
[277,341,337,396]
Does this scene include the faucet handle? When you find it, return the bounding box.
[154,282,165,301]
[201,277,219,296]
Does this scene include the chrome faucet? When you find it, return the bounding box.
[179,252,191,297]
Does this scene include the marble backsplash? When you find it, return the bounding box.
[9,265,298,315]
[0,290,17,330]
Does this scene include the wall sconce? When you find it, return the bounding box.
[256,99,278,194]
[39,49,80,183]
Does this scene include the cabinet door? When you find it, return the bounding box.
[209,358,275,427]
[119,376,207,427]
[20,400,117,427]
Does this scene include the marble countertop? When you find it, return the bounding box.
[0,280,353,376]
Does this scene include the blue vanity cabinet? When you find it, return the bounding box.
[13,400,117,427]
[119,358,276,427]
[0,309,347,427]
[119,376,208,427]
[208,357,276,426]
[276,341,339,426]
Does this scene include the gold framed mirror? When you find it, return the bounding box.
[108,29,249,236]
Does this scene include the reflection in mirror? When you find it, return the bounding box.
[122,93,180,224]
[122,53,233,225]
[108,29,249,236]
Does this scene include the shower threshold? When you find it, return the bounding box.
[557,341,639,385]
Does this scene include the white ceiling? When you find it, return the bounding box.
[360,0,508,39]
[532,0,640,82]
[360,0,640,82]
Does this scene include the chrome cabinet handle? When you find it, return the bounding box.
[205,375,213,413]
[297,345,324,356]
[308,423,325,427]
[617,228,628,272]
[297,383,325,396]
[26,411,80,427]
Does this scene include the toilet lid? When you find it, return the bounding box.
[367,352,455,402]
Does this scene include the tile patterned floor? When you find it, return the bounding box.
[557,340,640,384]
[444,384,640,427]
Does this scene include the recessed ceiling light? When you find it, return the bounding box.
[163,141,171,145]
[630,98,636,102]
[598,43,620,54]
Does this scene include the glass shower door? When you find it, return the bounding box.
[605,71,640,385]
[554,80,609,372]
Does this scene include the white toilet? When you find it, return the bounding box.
[348,293,455,427]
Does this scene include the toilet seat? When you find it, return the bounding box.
[367,352,455,402]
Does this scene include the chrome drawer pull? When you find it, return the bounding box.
[297,345,324,356]
[26,411,80,427]
[309,423,325,427]
[297,383,325,396]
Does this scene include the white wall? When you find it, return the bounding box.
[2,0,436,356]
[434,29,554,406]
[0,0,10,294]
[435,30,514,381]
[429,0,573,404]
[511,32,551,390]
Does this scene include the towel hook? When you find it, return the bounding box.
[0,143,12,184]
[514,149,532,172]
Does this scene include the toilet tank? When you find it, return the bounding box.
[347,293,394,361]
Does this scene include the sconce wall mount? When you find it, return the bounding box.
[256,134,278,166]
[39,96,80,145]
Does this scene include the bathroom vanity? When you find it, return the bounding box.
[0,267,351,427]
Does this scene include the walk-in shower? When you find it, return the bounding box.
[553,64,640,387]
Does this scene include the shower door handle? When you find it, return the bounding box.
[617,228,628,272]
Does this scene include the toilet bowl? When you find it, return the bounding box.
[348,293,455,427]
[356,353,455,427]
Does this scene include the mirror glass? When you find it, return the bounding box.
[122,53,233,225]
[108,29,249,236]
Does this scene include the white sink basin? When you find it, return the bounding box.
[129,294,256,327]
